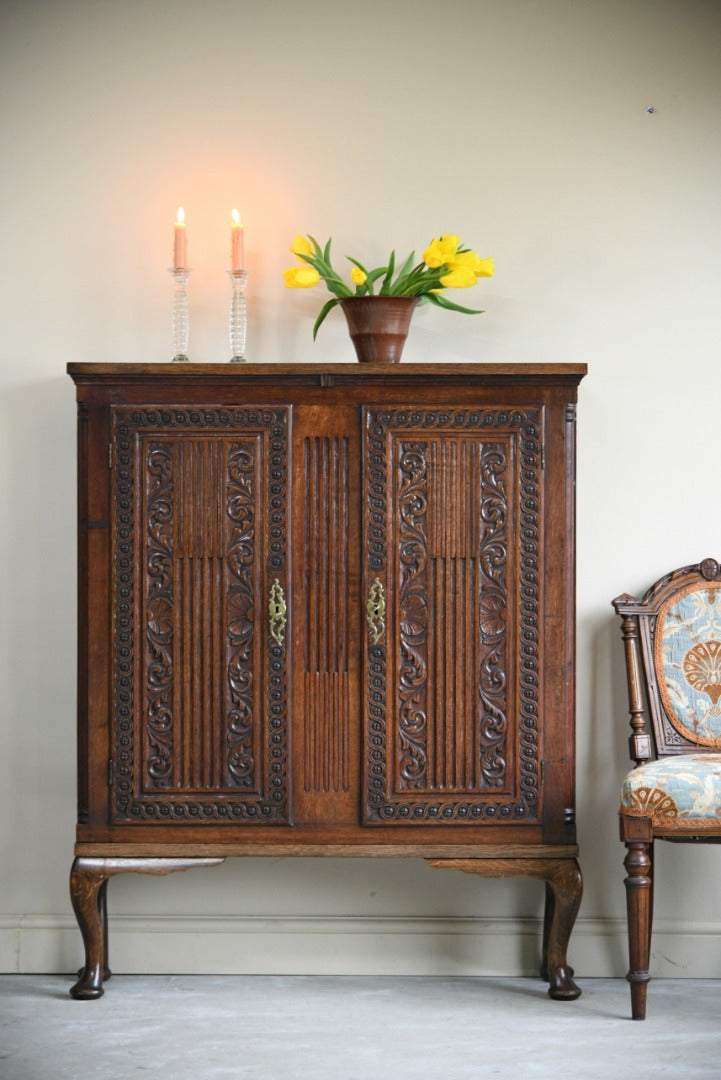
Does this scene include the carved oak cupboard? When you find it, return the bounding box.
[68,362,585,999]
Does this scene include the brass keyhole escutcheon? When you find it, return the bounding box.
[367,576,386,645]
[268,578,287,647]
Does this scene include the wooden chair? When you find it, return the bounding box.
[613,559,721,1019]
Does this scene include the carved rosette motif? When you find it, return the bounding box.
[111,407,290,822]
[364,407,542,824]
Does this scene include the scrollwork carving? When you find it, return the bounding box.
[226,443,256,788]
[478,442,509,789]
[397,443,429,789]
[145,442,174,786]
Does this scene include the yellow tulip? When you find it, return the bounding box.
[447,251,494,278]
[351,267,367,286]
[283,265,321,288]
[290,234,314,258]
[423,234,461,268]
[439,265,477,288]
[474,256,494,278]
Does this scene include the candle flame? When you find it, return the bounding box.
[177,207,185,224]
[232,208,241,225]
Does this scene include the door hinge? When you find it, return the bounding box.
[540,445,545,470]
[540,760,545,787]
[108,758,115,787]
[108,442,113,469]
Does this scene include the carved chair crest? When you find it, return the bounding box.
[613,558,721,763]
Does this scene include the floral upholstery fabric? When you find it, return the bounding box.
[620,754,721,829]
[656,583,721,747]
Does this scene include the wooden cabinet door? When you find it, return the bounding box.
[362,405,544,825]
[109,405,291,823]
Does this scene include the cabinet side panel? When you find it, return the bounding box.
[80,399,112,829]
[541,395,580,844]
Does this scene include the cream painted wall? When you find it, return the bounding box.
[2,0,721,978]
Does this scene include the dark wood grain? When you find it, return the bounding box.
[68,361,585,998]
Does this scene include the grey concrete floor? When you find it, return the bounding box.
[1,975,720,1079]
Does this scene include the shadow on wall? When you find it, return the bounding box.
[579,609,633,976]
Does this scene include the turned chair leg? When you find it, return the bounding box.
[647,840,655,962]
[624,840,653,1020]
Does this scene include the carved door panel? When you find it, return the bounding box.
[110,406,291,823]
[362,405,544,825]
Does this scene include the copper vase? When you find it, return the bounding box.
[339,296,418,364]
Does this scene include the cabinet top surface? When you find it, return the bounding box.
[68,361,587,383]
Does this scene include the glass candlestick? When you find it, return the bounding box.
[228,269,248,363]
[169,267,191,362]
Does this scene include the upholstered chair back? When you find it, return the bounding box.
[615,559,721,762]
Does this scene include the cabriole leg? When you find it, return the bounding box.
[542,859,583,1000]
[427,855,582,1000]
[69,858,107,999]
[69,856,225,1000]
[75,877,111,984]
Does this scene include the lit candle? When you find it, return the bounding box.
[231,209,244,272]
[173,207,187,269]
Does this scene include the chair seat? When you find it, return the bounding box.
[620,754,721,829]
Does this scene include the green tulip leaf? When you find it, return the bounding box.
[426,292,483,315]
[325,279,353,298]
[380,250,396,295]
[313,298,340,339]
[346,256,369,273]
[390,251,416,292]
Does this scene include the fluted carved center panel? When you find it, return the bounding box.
[111,407,290,823]
[364,407,542,824]
[302,436,351,793]
[426,439,481,558]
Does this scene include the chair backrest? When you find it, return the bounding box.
[613,558,721,765]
